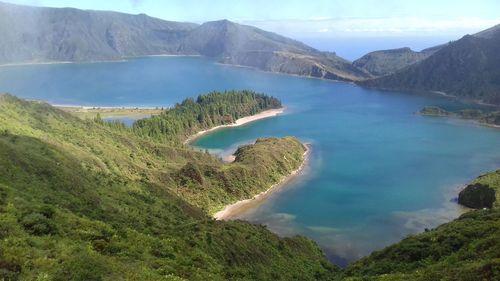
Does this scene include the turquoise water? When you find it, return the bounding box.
[1,57,499,265]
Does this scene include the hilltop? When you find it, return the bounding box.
[358,26,500,105]
[353,47,439,77]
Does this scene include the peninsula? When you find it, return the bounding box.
[0,92,336,280]
[1,91,499,280]
[214,144,309,220]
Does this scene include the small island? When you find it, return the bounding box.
[419,106,500,127]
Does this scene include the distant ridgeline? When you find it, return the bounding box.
[0,2,369,82]
[2,1,500,104]
[133,90,281,144]
[359,25,500,106]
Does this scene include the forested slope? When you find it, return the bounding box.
[0,93,335,280]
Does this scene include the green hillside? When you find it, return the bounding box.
[1,92,499,280]
[339,170,500,281]
[0,93,336,281]
[133,90,281,144]
[353,47,436,77]
[360,29,500,105]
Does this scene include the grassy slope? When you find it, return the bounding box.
[58,106,164,119]
[352,47,432,77]
[341,170,500,281]
[0,94,336,280]
[176,137,306,214]
[360,33,500,105]
[1,93,499,280]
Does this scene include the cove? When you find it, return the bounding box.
[1,56,499,265]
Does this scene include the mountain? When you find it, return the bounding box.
[359,25,500,105]
[0,2,197,63]
[0,2,369,81]
[180,20,370,81]
[354,24,499,78]
[353,47,439,77]
[473,23,500,39]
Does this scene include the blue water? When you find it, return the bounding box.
[1,56,499,265]
[297,36,453,61]
[103,116,147,127]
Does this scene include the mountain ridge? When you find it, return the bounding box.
[0,1,370,81]
[353,47,439,77]
[351,24,499,79]
[359,31,500,105]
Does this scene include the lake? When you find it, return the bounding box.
[1,56,499,266]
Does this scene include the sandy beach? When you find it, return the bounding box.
[213,145,310,220]
[0,59,130,68]
[0,55,202,68]
[184,107,285,145]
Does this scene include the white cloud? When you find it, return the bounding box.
[129,0,144,8]
[242,17,500,37]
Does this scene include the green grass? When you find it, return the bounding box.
[175,137,306,214]
[0,93,498,280]
[340,170,500,281]
[0,94,335,281]
[133,90,281,144]
[472,170,500,207]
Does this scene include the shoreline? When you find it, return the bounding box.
[54,104,164,110]
[0,59,128,68]
[184,107,285,145]
[4,57,497,108]
[215,61,349,83]
[418,112,500,129]
[213,144,311,220]
[0,54,200,68]
[54,104,164,119]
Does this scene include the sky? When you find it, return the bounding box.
[4,0,500,59]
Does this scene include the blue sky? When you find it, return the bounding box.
[4,0,500,58]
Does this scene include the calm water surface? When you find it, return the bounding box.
[1,57,499,265]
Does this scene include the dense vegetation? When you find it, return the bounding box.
[133,90,281,144]
[174,137,306,214]
[339,170,500,281]
[420,106,500,126]
[1,92,499,280]
[0,93,335,281]
[361,28,500,105]
[352,47,437,77]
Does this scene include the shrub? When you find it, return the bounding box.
[20,212,56,235]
